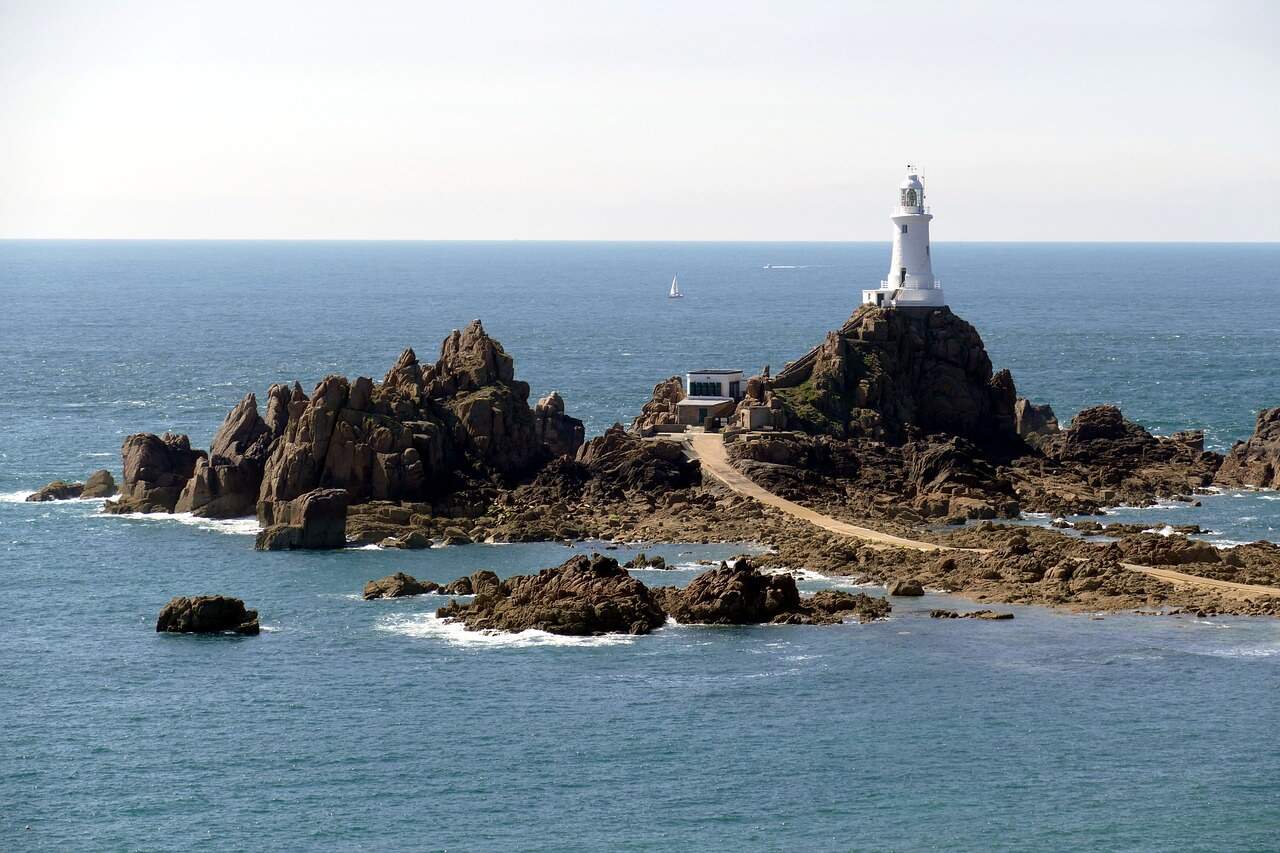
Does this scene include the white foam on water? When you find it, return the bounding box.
[110,511,260,536]
[1145,525,1178,537]
[1,491,115,506]
[377,613,640,648]
[1200,645,1280,659]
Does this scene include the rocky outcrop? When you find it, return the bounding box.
[29,470,118,501]
[27,480,83,501]
[363,572,440,599]
[886,578,924,596]
[574,424,700,494]
[656,559,891,625]
[106,433,205,514]
[1014,406,1221,513]
[257,320,577,509]
[769,305,1021,446]
[630,376,685,434]
[1115,533,1221,566]
[1216,407,1280,489]
[255,488,349,550]
[82,469,117,498]
[156,595,260,635]
[1014,398,1059,442]
[533,391,585,459]
[436,553,667,636]
[177,391,281,518]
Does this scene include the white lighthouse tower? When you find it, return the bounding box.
[861,168,946,310]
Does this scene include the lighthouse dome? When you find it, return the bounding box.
[898,172,925,211]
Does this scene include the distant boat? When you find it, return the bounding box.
[668,275,683,299]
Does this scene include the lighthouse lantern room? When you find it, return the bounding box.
[861,168,946,310]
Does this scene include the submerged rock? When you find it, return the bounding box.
[156,595,260,635]
[930,609,1014,620]
[255,488,349,550]
[363,572,440,599]
[437,553,666,636]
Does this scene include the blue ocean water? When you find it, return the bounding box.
[2,241,1279,851]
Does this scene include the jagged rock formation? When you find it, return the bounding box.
[436,553,667,636]
[1216,407,1280,489]
[630,376,685,433]
[106,433,205,514]
[255,488,349,550]
[26,470,113,501]
[257,320,582,509]
[534,392,585,458]
[363,572,439,599]
[1014,398,1059,443]
[766,305,1019,445]
[718,305,1224,522]
[156,595,260,635]
[1015,405,1221,514]
[108,320,585,528]
[177,391,284,518]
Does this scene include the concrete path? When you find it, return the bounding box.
[682,431,1280,600]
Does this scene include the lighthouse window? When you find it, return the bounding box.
[901,224,908,234]
[905,188,918,206]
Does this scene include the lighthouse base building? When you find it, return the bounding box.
[861,169,946,310]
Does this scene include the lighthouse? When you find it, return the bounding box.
[861,168,946,310]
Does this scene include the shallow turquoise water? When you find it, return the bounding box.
[2,241,1279,851]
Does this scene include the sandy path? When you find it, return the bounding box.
[682,431,1280,600]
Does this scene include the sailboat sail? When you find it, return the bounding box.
[668,275,682,298]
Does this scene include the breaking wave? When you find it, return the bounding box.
[110,511,260,536]
[376,613,640,648]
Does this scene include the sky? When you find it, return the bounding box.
[0,0,1276,241]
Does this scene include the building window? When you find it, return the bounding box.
[690,381,722,396]
[698,408,708,421]
[901,224,908,234]
[728,380,740,398]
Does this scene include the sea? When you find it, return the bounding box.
[2,241,1279,851]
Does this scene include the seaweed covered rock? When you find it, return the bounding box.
[1216,407,1280,489]
[436,553,666,636]
[156,595,259,635]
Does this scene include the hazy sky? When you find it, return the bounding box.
[1,1,1276,240]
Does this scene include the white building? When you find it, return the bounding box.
[675,369,743,427]
[861,169,946,310]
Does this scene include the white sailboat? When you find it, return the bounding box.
[668,274,683,299]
